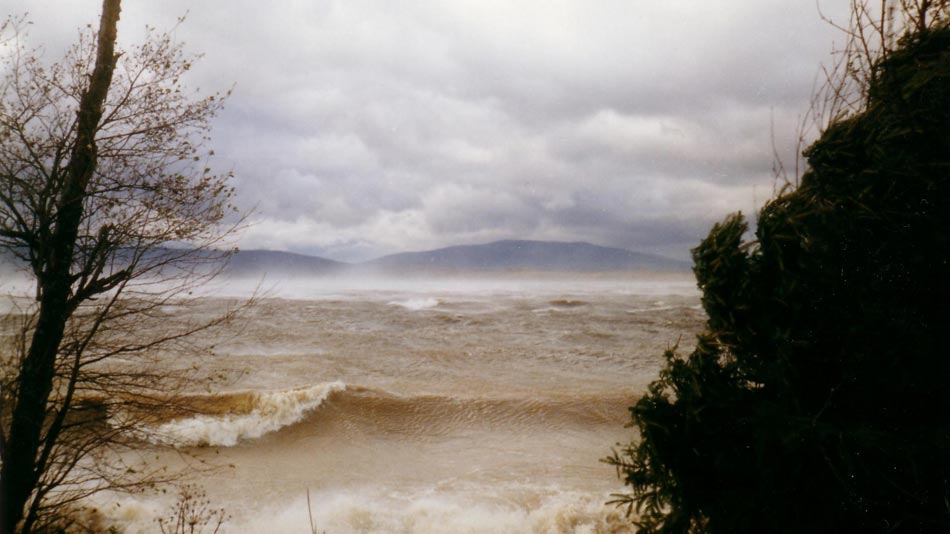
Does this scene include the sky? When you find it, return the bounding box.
[6,1,852,262]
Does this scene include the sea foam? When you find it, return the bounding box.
[145,382,345,447]
[226,487,632,534]
[110,486,634,534]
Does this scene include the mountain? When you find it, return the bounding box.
[225,249,347,277]
[363,240,689,273]
[0,247,347,278]
[1,241,689,278]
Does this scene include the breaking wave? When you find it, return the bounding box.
[130,383,633,449]
[142,382,345,447]
[101,485,636,534]
[388,297,440,310]
[226,487,635,534]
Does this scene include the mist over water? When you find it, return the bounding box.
[9,273,704,533]
[197,272,700,301]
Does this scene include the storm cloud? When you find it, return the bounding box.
[9,1,852,260]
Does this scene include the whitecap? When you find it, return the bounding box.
[142,382,345,447]
[388,297,440,310]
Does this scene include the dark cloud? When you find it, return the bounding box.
[7,0,852,261]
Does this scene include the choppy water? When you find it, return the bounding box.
[7,274,705,533]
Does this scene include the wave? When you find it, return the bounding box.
[140,382,345,447]
[548,299,587,307]
[99,485,635,534]
[388,297,440,310]
[226,488,634,534]
[132,384,634,449]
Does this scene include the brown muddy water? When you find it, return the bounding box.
[4,275,705,533]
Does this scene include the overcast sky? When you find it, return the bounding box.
[8,1,852,261]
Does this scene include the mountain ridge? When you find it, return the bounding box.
[227,239,689,276]
[363,239,688,273]
[0,240,691,277]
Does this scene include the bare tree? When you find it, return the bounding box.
[0,2,243,532]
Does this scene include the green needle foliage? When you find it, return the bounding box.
[607,14,950,534]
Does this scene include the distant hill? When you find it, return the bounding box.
[363,240,689,273]
[0,247,348,278]
[1,241,690,278]
[225,249,346,277]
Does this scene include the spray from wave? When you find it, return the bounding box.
[388,297,440,310]
[139,382,345,447]
[243,488,635,534]
[101,485,636,534]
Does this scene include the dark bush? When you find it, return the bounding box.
[607,23,950,534]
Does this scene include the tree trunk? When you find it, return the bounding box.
[0,2,121,532]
